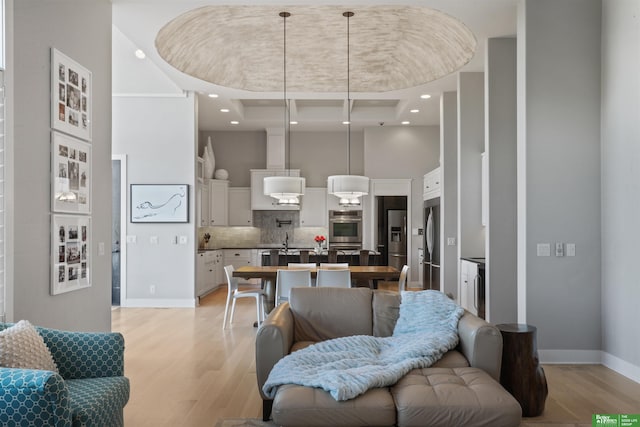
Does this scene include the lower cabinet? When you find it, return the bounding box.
[197,250,224,298]
[224,249,259,285]
[460,259,486,319]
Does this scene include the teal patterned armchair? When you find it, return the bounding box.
[0,323,130,427]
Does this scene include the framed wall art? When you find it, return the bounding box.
[51,214,91,295]
[130,184,189,223]
[51,48,92,141]
[51,131,91,214]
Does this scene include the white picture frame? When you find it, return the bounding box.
[51,48,92,141]
[130,184,189,223]
[51,214,91,295]
[51,131,91,214]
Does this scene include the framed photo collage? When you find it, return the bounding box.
[50,48,93,295]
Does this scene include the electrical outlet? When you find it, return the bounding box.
[537,243,550,257]
[149,285,156,295]
[98,242,105,256]
[555,242,564,257]
[179,236,188,244]
[150,236,158,245]
[447,237,456,246]
[126,235,137,244]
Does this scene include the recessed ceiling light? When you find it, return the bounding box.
[230,121,239,125]
[402,121,410,125]
[290,121,298,125]
[134,49,146,59]
[420,94,432,99]
[410,109,420,113]
[342,121,350,125]
[220,108,230,113]
[208,93,219,98]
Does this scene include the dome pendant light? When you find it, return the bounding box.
[264,11,306,206]
[328,11,369,207]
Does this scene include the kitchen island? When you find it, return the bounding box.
[233,265,400,313]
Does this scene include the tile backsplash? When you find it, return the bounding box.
[199,210,327,249]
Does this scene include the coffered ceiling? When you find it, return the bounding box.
[112,0,518,131]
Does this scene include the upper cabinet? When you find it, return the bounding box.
[197,181,209,227]
[300,188,327,227]
[208,179,229,226]
[423,167,441,200]
[228,187,253,226]
[250,169,301,210]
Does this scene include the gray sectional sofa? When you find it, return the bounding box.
[255,287,522,427]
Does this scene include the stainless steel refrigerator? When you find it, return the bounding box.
[423,198,441,290]
[387,210,407,271]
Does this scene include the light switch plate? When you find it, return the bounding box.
[179,236,188,244]
[447,237,456,246]
[126,235,137,244]
[555,242,564,257]
[150,236,159,245]
[537,243,550,257]
[566,243,576,257]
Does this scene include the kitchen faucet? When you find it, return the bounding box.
[283,232,289,252]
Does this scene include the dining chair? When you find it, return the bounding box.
[275,269,313,306]
[327,249,338,263]
[319,263,349,269]
[223,265,266,329]
[354,250,377,288]
[398,265,410,292]
[288,262,316,269]
[316,268,351,288]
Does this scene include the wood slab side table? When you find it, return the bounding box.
[496,323,548,417]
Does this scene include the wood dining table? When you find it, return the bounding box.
[233,265,401,313]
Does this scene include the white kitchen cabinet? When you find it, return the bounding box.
[250,169,301,210]
[197,251,220,297]
[460,259,479,316]
[228,187,253,226]
[224,249,259,285]
[196,252,208,297]
[208,179,229,226]
[300,188,327,227]
[223,249,253,269]
[213,250,225,288]
[197,182,209,227]
[423,167,441,201]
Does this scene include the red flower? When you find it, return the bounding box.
[314,235,326,243]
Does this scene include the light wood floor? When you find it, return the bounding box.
[112,287,640,427]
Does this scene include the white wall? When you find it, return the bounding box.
[10,0,113,331]
[601,0,640,378]
[457,72,485,259]
[201,130,364,188]
[112,95,197,307]
[485,38,518,324]
[519,0,602,353]
[364,126,440,282]
[440,92,458,297]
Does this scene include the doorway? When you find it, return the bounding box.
[375,196,407,268]
[112,155,127,306]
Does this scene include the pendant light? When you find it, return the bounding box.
[264,11,306,206]
[327,11,369,207]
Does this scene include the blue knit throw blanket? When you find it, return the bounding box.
[263,290,464,401]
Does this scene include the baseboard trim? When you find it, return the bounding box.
[121,298,197,308]
[539,349,640,385]
[602,352,640,384]
[538,349,602,364]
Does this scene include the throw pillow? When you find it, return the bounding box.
[0,320,58,372]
